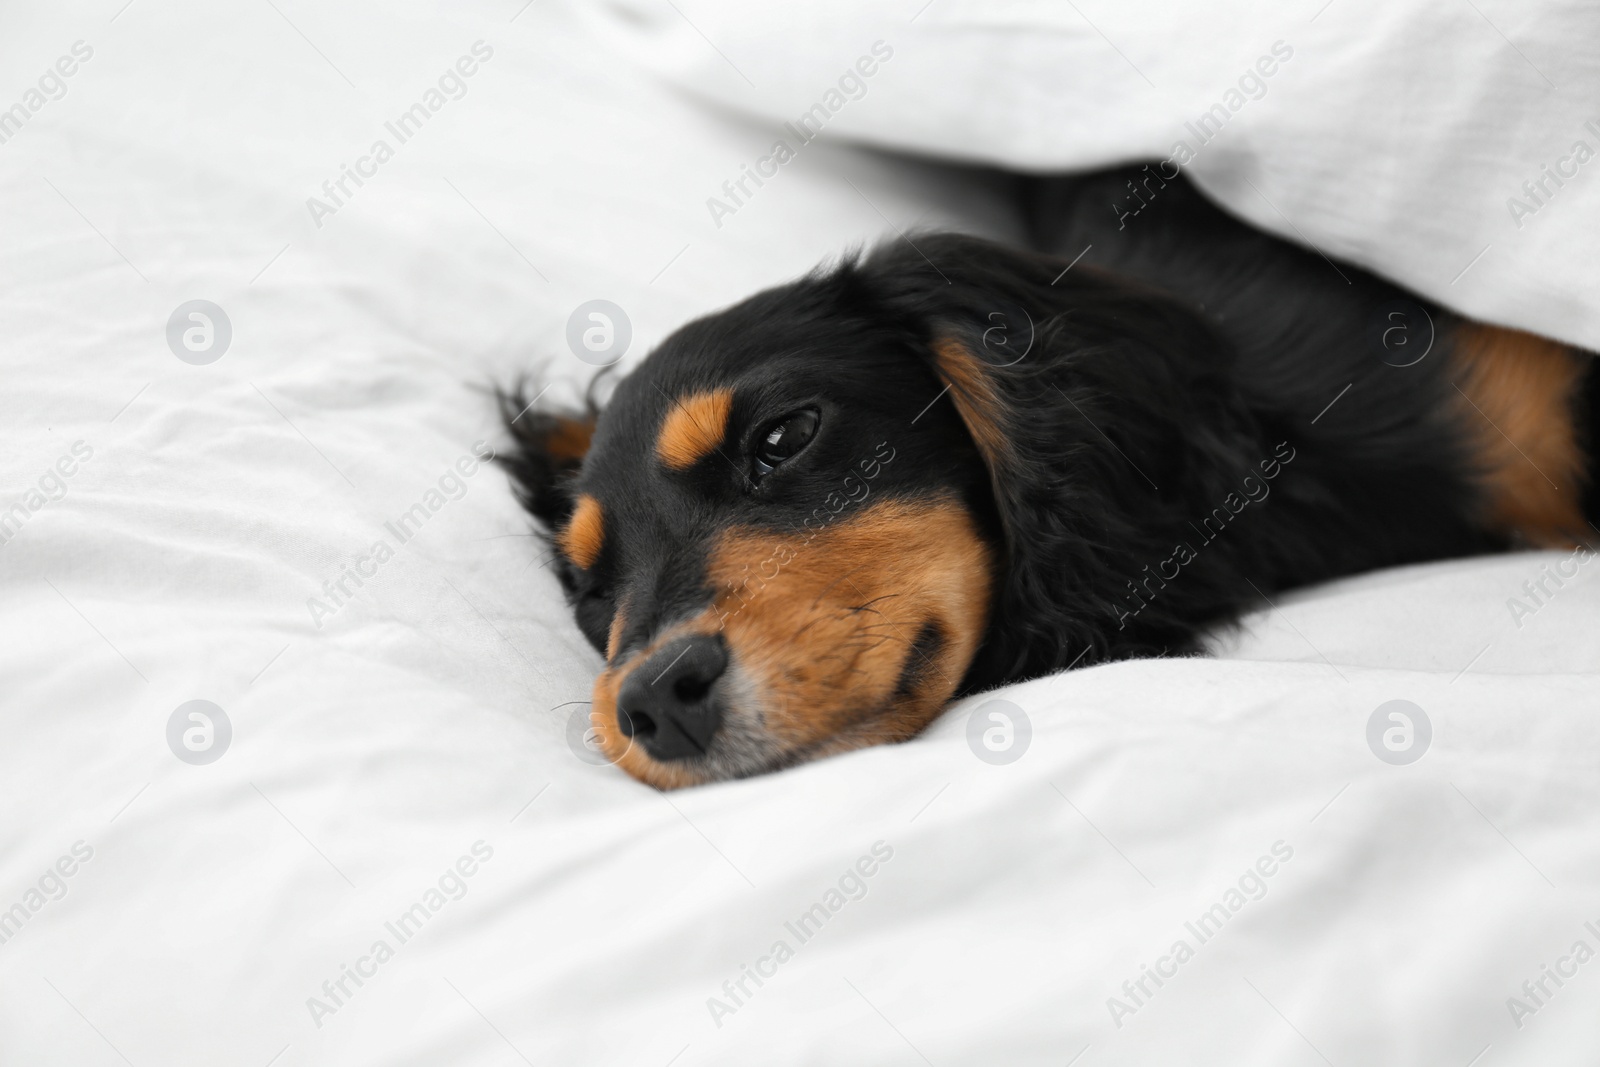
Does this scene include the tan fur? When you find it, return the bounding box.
[932,337,1012,474]
[605,610,624,661]
[559,494,604,570]
[711,496,993,750]
[544,415,594,466]
[587,496,994,788]
[656,389,734,470]
[1451,324,1588,546]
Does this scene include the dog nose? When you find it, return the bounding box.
[616,634,728,761]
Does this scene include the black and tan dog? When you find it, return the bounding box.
[503,167,1596,789]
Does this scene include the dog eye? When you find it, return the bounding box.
[753,407,820,476]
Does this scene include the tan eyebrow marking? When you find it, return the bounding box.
[656,389,734,470]
[559,494,604,569]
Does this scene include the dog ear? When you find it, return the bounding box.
[862,234,1260,684]
[497,378,599,536]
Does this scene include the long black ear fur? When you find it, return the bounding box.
[858,236,1263,685]
[855,230,1494,691]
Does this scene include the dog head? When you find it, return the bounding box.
[505,233,1236,787]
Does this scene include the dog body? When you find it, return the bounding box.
[505,166,1595,788]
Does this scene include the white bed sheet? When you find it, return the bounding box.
[0,3,1595,1066]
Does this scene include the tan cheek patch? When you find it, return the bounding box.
[1451,324,1588,546]
[709,496,994,751]
[583,497,994,790]
[559,494,604,570]
[657,389,734,470]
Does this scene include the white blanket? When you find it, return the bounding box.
[0,3,1595,1066]
[588,0,1600,353]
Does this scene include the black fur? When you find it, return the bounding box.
[502,165,1588,709]
[509,268,994,664]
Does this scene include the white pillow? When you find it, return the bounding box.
[588,0,1600,350]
